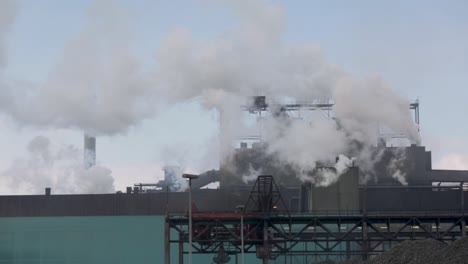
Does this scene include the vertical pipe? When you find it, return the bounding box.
[461,183,465,237]
[461,218,466,238]
[362,186,368,260]
[188,179,193,264]
[165,217,170,264]
[362,220,368,261]
[346,241,350,260]
[461,182,465,216]
[263,220,269,264]
[241,214,244,264]
[362,186,367,215]
[179,241,184,264]
[363,183,368,259]
[416,104,420,125]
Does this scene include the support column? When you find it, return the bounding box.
[362,220,368,261]
[461,183,465,237]
[179,241,184,264]
[165,218,170,264]
[263,220,269,264]
[361,186,368,260]
[346,241,351,260]
[361,185,367,216]
[461,218,466,238]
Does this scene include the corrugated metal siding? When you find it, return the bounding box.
[0,216,164,263]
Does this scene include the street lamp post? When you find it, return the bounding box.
[236,205,245,264]
[183,174,199,264]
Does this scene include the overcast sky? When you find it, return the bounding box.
[0,0,467,194]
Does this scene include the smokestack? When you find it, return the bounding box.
[84,133,96,169]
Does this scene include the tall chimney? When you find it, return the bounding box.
[84,133,96,169]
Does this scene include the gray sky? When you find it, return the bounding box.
[0,0,467,194]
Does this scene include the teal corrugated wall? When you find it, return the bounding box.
[0,216,165,263]
[0,216,263,264]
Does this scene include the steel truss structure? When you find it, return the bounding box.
[165,176,466,264]
[242,96,420,125]
[165,212,466,264]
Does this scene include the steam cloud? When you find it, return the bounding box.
[162,166,187,192]
[1,1,152,135]
[1,136,114,194]
[151,0,419,185]
[0,0,420,190]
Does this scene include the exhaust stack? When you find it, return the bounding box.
[84,133,96,169]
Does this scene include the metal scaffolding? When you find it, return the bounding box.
[166,212,466,263]
[165,176,467,263]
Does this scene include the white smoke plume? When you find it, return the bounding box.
[158,144,192,192]
[355,145,387,184]
[0,0,419,188]
[1,136,114,194]
[1,1,153,135]
[314,155,355,187]
[242,164,264,183]
[262,117,348,178]
[387,148,409,186]
[151,0,418,187]
[162,166,187,192]
[334,76,420,145]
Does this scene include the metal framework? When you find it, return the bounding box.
[165,175,466,264]
[242,96,420,124]
[239,97,421,145]
[244,175,290,216]
[241,97,335,120]
[166,212,466,264]
[410,99,420,125]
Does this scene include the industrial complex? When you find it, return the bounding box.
[0,97,467,264]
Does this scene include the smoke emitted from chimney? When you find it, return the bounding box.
[0,0,154,135]
[150,0,420,186]
[334,76,420,145]
[0,0,420,187]
[162,166,187,192]
[1,136,115,194]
